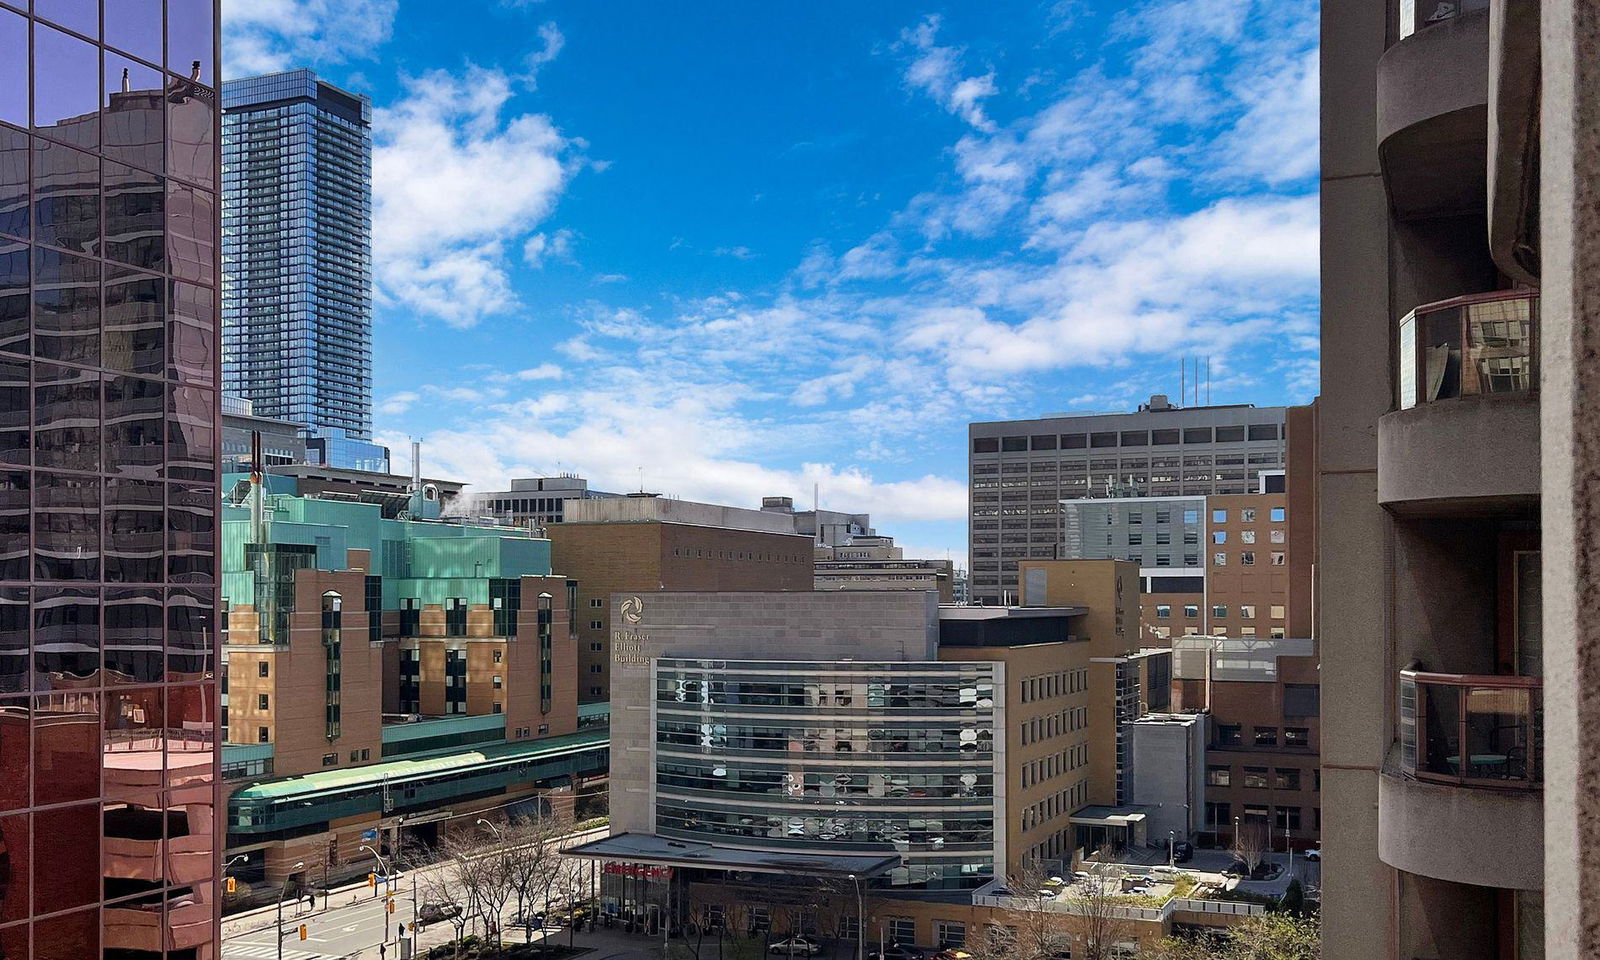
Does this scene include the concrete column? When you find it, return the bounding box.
[1540,0,1600,956]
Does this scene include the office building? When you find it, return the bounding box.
[220,393,305,469]
[545,494,814,703]
[1321,1,1551,956]
[759,495,874,546]
[969,397,1289,604]
[218,477,607,895]
[221,70,380,468]
[475,474,621,528]
[0,1,222,956]
[813,535,956,601]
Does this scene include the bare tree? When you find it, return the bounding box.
[1232,821,1268,878]
[1071,847,1132,960]
[501,817,570,947]
[416,832,484,957]
[969,858,1079,960]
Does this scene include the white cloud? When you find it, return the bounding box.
[377,391,419,417]
[523,229,575,267]
[713,246,757,260]
[488,363,565,383]
[373,61,580,328]
[222,0,398,76]
[1216,47,1319,184]
[898,15,999,132]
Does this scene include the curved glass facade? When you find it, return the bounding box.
[654,659,1000,889]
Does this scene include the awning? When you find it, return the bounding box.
[1069,806,1150,827]
[562,832,901,879]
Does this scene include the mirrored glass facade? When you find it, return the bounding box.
[0,0,221,956]
[220,70,372,449]
[654,659,1001,889]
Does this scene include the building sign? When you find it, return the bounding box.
[603,863,673,880]
[621,596,644,623]
[612,628,650,666]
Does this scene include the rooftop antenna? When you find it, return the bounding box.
[1180,358,1185,409]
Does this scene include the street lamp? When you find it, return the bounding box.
[476,817,502,840]
[361,844,391,946]
[848,874,864,960]
[1168,830,1176,867]
[277,860,305,960]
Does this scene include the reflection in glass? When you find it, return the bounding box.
[168,483,213,583]
[105,264,165,375]
[33,247,99,365]
[0,590,25,696]
[104,587,163,683]
[105,158,164,270]
[105,477,163,584]
[105,0,163,64]
[168,67,216,190]
[0,243,25,358]
[32,138,99,254]
[166,180,212,284]
[105,373,164,478]
[0,471,25,581]
[167,384,213,481]
[34,905,100,960]
[168,281,214,384]
[33,470,100,581]
[0,10,26,127]
[167,0,216,87]
[168,586,213,678]
[31,805,100,912]
[104,51,166,173]
[33,22,100,150]
[33,586,99,681]
[0,354,27,465]
[35,0,100,38]
[33,362,100,471]
[33,690,101,805]
[0,124,26,240]
[0,811,28,928]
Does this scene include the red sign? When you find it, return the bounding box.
[603,863,674,880]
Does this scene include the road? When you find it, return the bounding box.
[222,827,606,960]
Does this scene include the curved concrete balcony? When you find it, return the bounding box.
[1377,4,1489,220]
[1378,291,1539,515]
[1379,669,1542,889]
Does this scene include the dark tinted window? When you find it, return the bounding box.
[0,125,27,241]
[1183,427,1212,444]
[972,437,999,454]
[1284,684,1320,718]
[1120,430,1148,447]
[1030,434,1057,451]
[1216,426,1246,442]
[1001,436,1027,452]
[1061,433,1087,449]
[1152,429,1180,445]
[1090,432,1117,448]
[1249,424,1279,441]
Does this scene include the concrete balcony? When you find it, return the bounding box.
[1378,291,1539,515]
[1377,3,1490,220]
[1378,669,1542,889]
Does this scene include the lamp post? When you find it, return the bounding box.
[476,817,502,840]
[361,844,391,948]
[1168,831,1176,868]
[848,874,865,960]
[277,860,305,960]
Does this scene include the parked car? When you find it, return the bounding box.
[1173,840,1195,863]
[769,936,824,956]
[868,945,926,960]
[418,901,462,924]
[510,909,544,930]
[933,950,975,960]
[1305,846,1322,861]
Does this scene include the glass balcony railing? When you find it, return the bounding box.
[1397,290,1538,410]
[1399,668,1543,789]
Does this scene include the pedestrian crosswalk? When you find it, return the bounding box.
[222,942,326,959]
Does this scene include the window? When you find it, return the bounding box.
[257,693,269,710]
[1207,765,1231,787]
[1243,767,1269,789]
[1271,605,1286,619]
[1156,509,1171,523]
[1212,509,1227,523]
[1184,531,1199,545]
[973,438,999,453]
[1184,604,1199,619]
[1128,533,1142,546]
[350,750,360,763]
[1002,436,1028,452]
[1254,726,1279,747]
[492,702,503,714]
[1241,551,1256,565]
[588,664,603,674]
[1213,552,1227,566]
[1241,530,1256,544]
[1212,531,1227,544]
[1271,627,1286,639]
[1285,727,1311,748]
[1241,508,1256,523]
[1275,768,1302,790]
[1183,509,1200,525]
[1031,434,1058,450]
[492,675,503,689]
[1213,604,1228,619]
[257,661,269,677]
[1128,511,1143,525]
[1156,604,1171,619]
[321,754,337,766]
[1241,626,1257,637]
[1206,801,1231,827]
[888,918,916,945]
[1270,507,1286,522]
[1271,551,1286,566]
[1155,530,1171,545]
[1271,529,1286,543]
[839,916,861,940]
[590,620,603,630]
[590,598,604,607]
[258,726,269,743]
[1284,684,1320,717]
[1275,806,1302,832]
[1218,724,1242,746]
[937,921,967,948]
[1240,604,1256,619]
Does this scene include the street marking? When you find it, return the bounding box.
[222,944,325,959]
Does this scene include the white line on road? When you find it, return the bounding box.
[222,944,326,960]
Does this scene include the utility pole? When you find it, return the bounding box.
[277,861,305,960]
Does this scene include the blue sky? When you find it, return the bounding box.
[222,0,1320,567]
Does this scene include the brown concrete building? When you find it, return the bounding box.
[547,496,814,703]
[1320,0,1553,956]
[813,536,956,601]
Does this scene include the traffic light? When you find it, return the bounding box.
[368,872,377,888]
[298,925,308,941]
[224,877,237,894]
[387,900,395,915]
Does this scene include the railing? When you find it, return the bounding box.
[1398,668,1542,788]
[1397,290,1538,410]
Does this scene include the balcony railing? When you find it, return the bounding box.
[1399,668,1542,788]
[1398,0,1487,40]
[1397,290,1538,411]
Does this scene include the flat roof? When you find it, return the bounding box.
[562,832,902,879]
[1070,806,1150,826]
